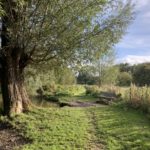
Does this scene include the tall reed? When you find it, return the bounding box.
[125,84,150,113]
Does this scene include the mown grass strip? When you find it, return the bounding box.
[87,106,150,150]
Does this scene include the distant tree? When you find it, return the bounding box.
[117,72,132,86]
[25,67,56,94]
[93,50,119,86]
[133,63,150,86]
[25,65,76,94]
[117,63,132,72]
[77,50,119,86]
[0,0,133,115]
[100,66,119,85]
[77,66,96,85]
[55,67,76,85]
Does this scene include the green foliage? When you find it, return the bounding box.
[77,66,97,85]
[35,85,86,104]
[1,0,134,67]
[100,66,119,85]
[85,85,101,97]
[117,63,133,73]
[25,67,52,95]
[117,72,132,86]
[77,50,119,86]
[55,85,86,96]
[55,67,76,85]
[93,49,119,86]
[133,63,150,86]
[117,63,150,86]
[0,1,5,16]
[25,66,76,95]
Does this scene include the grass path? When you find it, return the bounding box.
[1,104,150,149]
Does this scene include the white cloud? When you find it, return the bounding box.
[116,55,150,65]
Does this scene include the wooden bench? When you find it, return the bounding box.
[96,92,120,105]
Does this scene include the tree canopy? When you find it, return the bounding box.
[1,0,134,66]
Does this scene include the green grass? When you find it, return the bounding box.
[87,106,150,150]
[8,107,90,150]
[2,105,150,150]
[1,91,150,149]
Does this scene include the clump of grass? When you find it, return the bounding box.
[125,84,150,113]
[85,85,124,100]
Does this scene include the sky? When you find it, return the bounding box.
[116,0,150,65]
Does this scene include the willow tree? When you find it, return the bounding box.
[0,0,133,115]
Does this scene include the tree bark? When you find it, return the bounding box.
[0,58,30,116]
[0,2,30,116]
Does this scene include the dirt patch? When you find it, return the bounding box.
[60,101,101,107]
[0,122,30,150]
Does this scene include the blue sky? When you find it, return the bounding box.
[116,0,150,64]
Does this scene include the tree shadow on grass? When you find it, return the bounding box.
[0,121,31,150]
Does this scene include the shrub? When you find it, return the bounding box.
[36,83,57,96]
[117,72,132,86]
[133,63,150,86]
[85,85,101,97]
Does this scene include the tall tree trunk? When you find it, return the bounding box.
[1,1,30,116]
[0,58,30,116]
